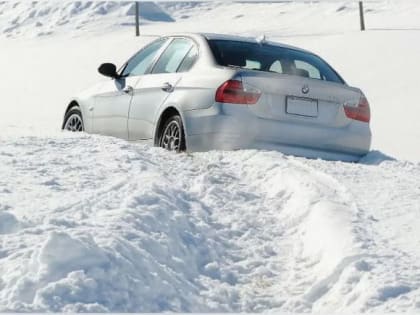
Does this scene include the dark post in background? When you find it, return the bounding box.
[359,1,365,31]
[135,2,140,36]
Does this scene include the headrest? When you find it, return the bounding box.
[223,51,246,67]
[295,68,310,78]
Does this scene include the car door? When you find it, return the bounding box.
[128,38,197,141]
[91,38,168,139]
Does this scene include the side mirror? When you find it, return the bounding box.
[98,63,119,79]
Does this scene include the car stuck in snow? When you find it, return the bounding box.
[63,32,371,161]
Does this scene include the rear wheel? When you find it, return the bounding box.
[63,107,84,132]
[159,115,185,152]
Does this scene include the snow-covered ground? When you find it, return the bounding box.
[0,1,419,312]
[1,131,419,312]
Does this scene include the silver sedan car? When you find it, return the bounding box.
[63,33,371,161]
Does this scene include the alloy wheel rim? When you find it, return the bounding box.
[64,114,83,132]
[161,121,181,151]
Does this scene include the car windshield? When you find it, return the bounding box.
[207,39,345,84]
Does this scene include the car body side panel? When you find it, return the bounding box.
[92,77,141,140]
[79,100,93,133]
[171,69,237,111]
[67,81,106,133]
[128,72,182,140]
[148,68,237,142]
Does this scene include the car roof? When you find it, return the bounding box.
[165,32,312,55]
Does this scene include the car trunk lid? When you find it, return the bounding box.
[239,70,362,128]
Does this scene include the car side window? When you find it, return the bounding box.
[152,38,194,74]
[122,39,167,77]
[177,45,198,72]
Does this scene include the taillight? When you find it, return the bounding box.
[215,80,261,105]
[344,96,370,123]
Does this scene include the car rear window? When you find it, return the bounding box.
[207,39,345,84]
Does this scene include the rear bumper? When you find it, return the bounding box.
[183,104,371,161]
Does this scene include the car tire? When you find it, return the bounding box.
[159,115,186,152]
[62,106,84,132]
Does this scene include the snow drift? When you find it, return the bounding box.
[0,130,419,312]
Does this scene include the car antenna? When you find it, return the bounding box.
[256,34,267,45]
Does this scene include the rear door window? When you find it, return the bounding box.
[152,38,195,74]
[177,45,198,72]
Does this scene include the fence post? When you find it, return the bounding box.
[359,1,365,31]
[135,1,140,36]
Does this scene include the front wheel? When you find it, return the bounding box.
[159,115,185,152]
[63,107,84,132]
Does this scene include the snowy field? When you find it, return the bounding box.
[0,1,420,312]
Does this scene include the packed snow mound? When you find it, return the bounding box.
[0,130,419,312]
[0,1,173,37]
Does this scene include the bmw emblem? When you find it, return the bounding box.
[302,84,309,94]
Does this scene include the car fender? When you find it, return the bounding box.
[64,81,107,132]
[63,96,94,133]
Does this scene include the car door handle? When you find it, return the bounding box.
[161,82,174,92]
[123,85,133,94]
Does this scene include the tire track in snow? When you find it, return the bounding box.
[302,157,420,312]
[167,150,375,312]
[277,157,400,312]
[242,154,376,312]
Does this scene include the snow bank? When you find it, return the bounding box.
[0,2,173,38]
[0,131,419,312]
